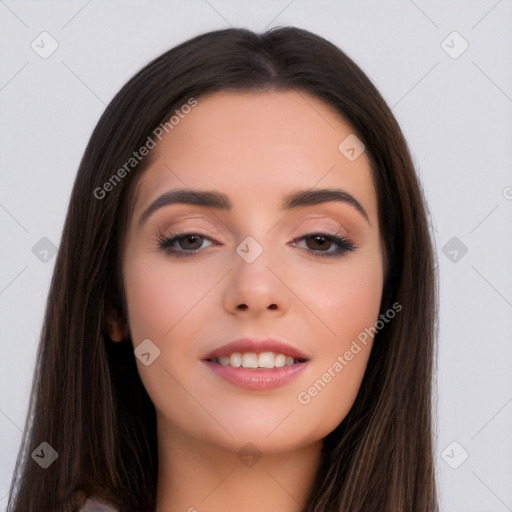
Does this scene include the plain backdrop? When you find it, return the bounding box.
[1,1,511,511]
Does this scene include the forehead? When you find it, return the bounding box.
[131,89,377,224]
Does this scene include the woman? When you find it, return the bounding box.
[6,26,438,512]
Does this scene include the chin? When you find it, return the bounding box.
[187,409,333,456]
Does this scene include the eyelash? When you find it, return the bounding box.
[155,231,356,259]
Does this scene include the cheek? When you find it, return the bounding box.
[332,258,383,334]
[292,245,383,434]
[123,254,207,343]
[123,264,171,343]
[122,255,210,422]
[296,241,384,348]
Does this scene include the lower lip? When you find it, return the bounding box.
[202,360,308,390]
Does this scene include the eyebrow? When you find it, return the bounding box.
[137,187,370,228]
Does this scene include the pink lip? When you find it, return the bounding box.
[201,337,310,391]
[202,337,310,361]
[202,360,308,390]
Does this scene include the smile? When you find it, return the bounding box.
[208,351,306,369]
[202,337,310,390]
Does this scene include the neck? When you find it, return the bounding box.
[155,425,323,512]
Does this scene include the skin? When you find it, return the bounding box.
[109,90,384,512]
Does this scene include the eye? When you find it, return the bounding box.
[156,231,356,259]
[290,232,355,258]
[157,232,218,258]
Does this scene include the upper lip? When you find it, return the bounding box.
[202,338,310,361]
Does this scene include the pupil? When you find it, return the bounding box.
[310,235,327,250]
[183,235,200,249]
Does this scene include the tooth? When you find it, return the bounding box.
[274,353,286,367]
[230,352,242,367]
[242,352,259,368]
[258,352,274,368]
[214,351,301,368]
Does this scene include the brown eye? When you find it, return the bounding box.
[305,235,332,251]
[176,234,204,250]
[291,233,355,258]
[157,232,217,257]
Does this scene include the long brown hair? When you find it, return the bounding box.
[6,26,438,512]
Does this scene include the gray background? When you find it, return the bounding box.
[1,1,511,510]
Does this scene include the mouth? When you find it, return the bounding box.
[201,338,310,390]
[207,351,308,369]
[202,337,310,368]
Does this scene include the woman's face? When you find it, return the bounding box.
[120,89,384,454]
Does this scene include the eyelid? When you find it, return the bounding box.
[156,213,357,249]
[156,229,356,260]
[295,217,352,237]
[160,215,217,231]
[156,211,352,232]
[156,217,221,242]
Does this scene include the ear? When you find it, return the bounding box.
[105,302,129,342]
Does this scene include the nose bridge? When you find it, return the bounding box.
[225,230,288,313]
[233,233,276,288]
[232,203,279,266]
[235,234,267,265]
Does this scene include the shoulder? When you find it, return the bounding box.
[75,495,121,512]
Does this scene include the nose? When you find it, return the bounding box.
[222,239,291,318]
